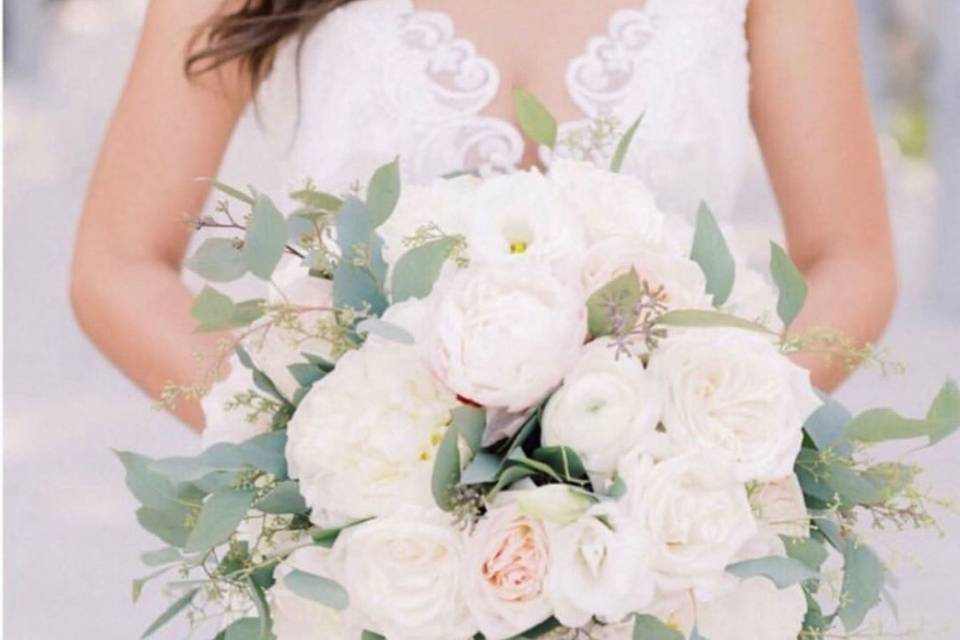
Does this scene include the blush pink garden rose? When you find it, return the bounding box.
[464,497,554,640]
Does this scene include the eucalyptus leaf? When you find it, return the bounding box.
[803,394,854,455]
[254,481,308,514]
[610,114,643,173]
[453,405,487,454]
[586,269,643,337]
[140,547,182,567]
[191,286,236,331]
[726,555,819,588]
[838,542,885,631]
[927,378,960,445]
[366,158,401,227]
[488,465,536,500]
[690,203,735,306]
[185,487,256,553]
[460,451,503,485]
[844,408,935,443]
[238,432,289,479]
[186,238,248,282]
[513,88,558,148]
[136,506,192,547]
[247,576,274,640]
[290,188,342,212]
[208,179,255,205]
[222,617,276,640]
[532,446,587,481]
[356,317,415,344]
[334,263,388,317]
[283,570,350,610]
[432,420,463,511]
[141,588,199,638]
[769,241,808,326]
[361,632,386,640]
[309,518,373,548]
[781,535,829,571]
[391,236,458,303]
[287,362,328,388]
[243,195,288,280]
[632,614,684,640]
[656,309,774,334]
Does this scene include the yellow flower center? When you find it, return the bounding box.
[510,241,528,254]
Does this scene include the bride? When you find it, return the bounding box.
[70,0,896,430]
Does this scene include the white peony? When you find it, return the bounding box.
[426,264,587,411]
[545,502,657,628]
[286,340,459,526]
[332,507,478,640]
[200,355,272,449]
[618,452,758,596]
[648,329,822,483]
[550,158,664,247]
[542,341,662,476]
[465,170,587,283]
[581,237,712,311]
[272,547,347,640]
[464,496,553,639]
[377,174,478,267]
[752,474,810,539]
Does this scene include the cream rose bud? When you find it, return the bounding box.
[426,264,587,411]
[332,507,478,640]
[546,502,657,629]
[286,340,459,526]
[542,341,662,476]
[581,237,713,311]
[752,474,810,539]
[619,452,758,596]
[464,498,553,640]
[272,547,347,640]
[466,170,587,283]
[550,158,665,247]
[648,329,822,483]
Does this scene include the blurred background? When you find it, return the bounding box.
[4,0,959,638]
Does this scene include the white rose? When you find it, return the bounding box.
[286,340,459,526]
[333,507,478,640]
[752,474,810,539]
[464,497,553,639]
[542,341,662,476]
[272,547,347,640]
[618,452,758,596]
[581,237,712,311]
[201,355,272,449]
[550,158,665,247]
[426,264,586,411]
[378,175,477,266]
[546,502,656,628]
[648,329,822,482]
[466,170,587,283]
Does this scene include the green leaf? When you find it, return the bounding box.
[844,408,936,443]
[186,238,248,282]
[769,241,808,326]
[290,188,342,212]
[140,547,182,567]
[511,617,563,639]
[391,237,458,303]
[782,536,828,573]
[726,555,819,588]
[132,566,174,603]
[309,518,373,548]
[136,507,192,547]
[222,617,276,640]
[488,465,537,500]
[287,362,327,388]
[361,632,387,640]
[254,481,308,514]
[141,588,199,638]
[460,452,503,485]
[334,263,388,317]
[513,88,558,148]
[531,446,587,481]
[191,286,236,330]
[366,158,401,227]
[656,309,775,334]
[432,422,464,512]
[283,570,350,610]
[690,202,735,306]
[247,576,274,640]
[838,542,885,631]
[632,614,684,640]
[242,195,288,280]
[208,179,255,205]
[803,394,854,456]
[610,114,643,173]
[453,405,487,454]
[356,318,415,344]
[185,487,256,553]
[927,378,960,445]
[231,299,267,328]
[238,432,289,479]
[586,269,643,337]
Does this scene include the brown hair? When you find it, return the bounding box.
[185,1,360,91]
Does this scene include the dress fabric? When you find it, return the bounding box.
[258,0,752,221]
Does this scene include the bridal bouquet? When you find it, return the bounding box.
[121,109,957,640]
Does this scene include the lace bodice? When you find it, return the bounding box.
[258,0,752,221]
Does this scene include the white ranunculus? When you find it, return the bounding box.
[542,341,662,476]
[648,329,822,483]
[464,497,553,639]
[332,507,478,640]
[272,547,346,640]
[581,237,712,311]
[516,484,594,526]
[286,340,459,526]
[466,170,587,283]
[426,264,587,411]
[618,452,758,596]
[201,355,272,449]
[752,474,810,539]
[546,502,656,628]
[378,175,478,266]
[550,158,665,247]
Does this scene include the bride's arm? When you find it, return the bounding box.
[748,0,897,390]
[71,0,250,429]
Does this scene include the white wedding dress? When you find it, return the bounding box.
[252,0,753,223]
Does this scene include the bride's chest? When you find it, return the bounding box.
[266,0,752,219]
